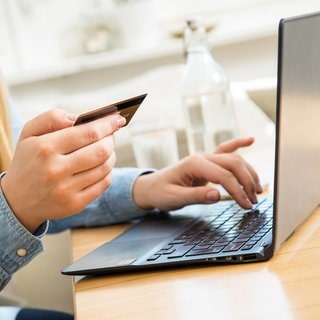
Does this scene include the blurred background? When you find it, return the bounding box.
[1,0,319,120]
[1,0,319,315]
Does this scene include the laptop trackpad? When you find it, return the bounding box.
[62,215,193,275]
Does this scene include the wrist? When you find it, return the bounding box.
[133,173,155,210]
[0,173,45,234]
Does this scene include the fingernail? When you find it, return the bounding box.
[245,198,253,209]
[252,194,258,204]
[257,182,264,193]
[67,113,77,122]
[116,116,126,128]
[206,189,220,202]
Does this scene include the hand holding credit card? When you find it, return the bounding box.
[74,93,147,126]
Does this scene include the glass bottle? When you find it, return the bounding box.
[180,16,238,154]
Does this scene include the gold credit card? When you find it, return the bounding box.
[74,93,147,126]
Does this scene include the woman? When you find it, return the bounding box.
[0,73,262,319]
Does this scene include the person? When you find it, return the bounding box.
[0,73,262,319]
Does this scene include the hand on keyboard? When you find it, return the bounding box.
[133,137,263,211]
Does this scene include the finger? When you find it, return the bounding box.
[59,172,114,215]
[199,169,253,209]
[240,158,263,194]
[206,154,259,204]
[209,166,254,209]
[64,135,115,174]
[227,155,263,194]
[51,113,126,154]
[183,155,254,208]
[79,173,113,205]
[163,185,222,210]
[214,137,255,154]
[51,153,116,215]
[183,185,222,205]
[20,108,76,140]
[75,155,116,192]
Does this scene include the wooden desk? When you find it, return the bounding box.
[70,208,320,320]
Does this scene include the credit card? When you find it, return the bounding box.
[74,93,147,126]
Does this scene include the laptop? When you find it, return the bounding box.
[62,11,320,276]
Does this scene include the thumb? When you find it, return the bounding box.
[20,108,77,140]
[178,185,221,206]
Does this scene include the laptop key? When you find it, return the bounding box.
[240,244,254,250]
[147,254,161,261]
[167,245,194,259]
[186,246,224,256]
[222,242,244,252]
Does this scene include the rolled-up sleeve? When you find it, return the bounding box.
[0,184,46,291]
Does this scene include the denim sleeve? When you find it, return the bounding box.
[48,168,154,233]
[0,182,47,291]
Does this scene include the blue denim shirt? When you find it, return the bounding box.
[0,103,152,290]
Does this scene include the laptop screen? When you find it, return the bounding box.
[274,11,320,251]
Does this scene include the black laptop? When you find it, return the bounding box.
[62,11,320,276]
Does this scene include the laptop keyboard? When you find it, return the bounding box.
[147,197,273,261]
